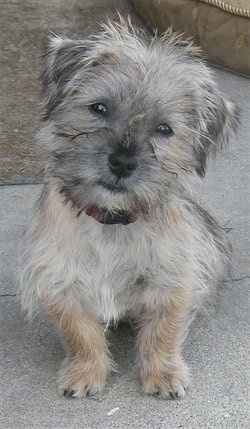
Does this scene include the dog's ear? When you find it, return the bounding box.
[41,36,85,118]
[192,80,239,177]
[41,35,113,119]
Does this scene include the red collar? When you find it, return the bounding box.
[86,206,138,225]
[60,188,139,225]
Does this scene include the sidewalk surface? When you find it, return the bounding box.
[1,70,249,428]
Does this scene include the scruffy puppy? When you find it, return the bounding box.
[20,19,237,399]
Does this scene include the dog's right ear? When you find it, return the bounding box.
[41,35,112,120]
[41,36,93,119]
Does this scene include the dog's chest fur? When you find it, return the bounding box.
[70,215,188,322]
[40,193,191,323]
[22,186,225,322]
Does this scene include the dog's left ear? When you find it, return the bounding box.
[193,80,239,177]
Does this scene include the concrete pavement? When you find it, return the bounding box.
[0,68,249,428]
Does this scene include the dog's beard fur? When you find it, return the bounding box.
[20,18,237,399]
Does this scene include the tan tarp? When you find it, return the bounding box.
[132,0,250,76]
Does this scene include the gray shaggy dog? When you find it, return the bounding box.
[20,18,237,399]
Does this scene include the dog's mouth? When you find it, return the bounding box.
[99,181,127,193]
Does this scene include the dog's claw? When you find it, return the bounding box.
[174,386,186,399]
[86,388,96,397]
[63,388,77,398]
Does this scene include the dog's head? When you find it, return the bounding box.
[39,20,238,216]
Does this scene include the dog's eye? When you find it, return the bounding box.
[156,123,173,136]
[91,103,107,116]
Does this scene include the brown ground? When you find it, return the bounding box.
[0,0,144,184]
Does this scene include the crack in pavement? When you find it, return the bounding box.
[224,275,250,283]
[0,293,19,297]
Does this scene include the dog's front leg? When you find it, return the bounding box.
[45,300,112,398]
[136,288,192,399]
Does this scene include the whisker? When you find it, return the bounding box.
[182,125,216,147]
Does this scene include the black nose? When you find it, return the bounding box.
[108,152,137,178]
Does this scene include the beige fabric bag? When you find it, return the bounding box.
[132,0,250,76]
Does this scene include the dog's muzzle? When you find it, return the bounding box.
[86,206,138,225]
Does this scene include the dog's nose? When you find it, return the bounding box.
[108,152,137,178]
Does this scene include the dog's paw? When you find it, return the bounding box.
[57,357,108,398]
[140,359,190,400]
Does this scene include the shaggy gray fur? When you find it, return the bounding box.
[20,19,237,399]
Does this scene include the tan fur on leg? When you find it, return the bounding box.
[45,300,113,398]
[136,289,192,399]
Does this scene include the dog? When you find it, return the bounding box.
[20,18,237,399]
